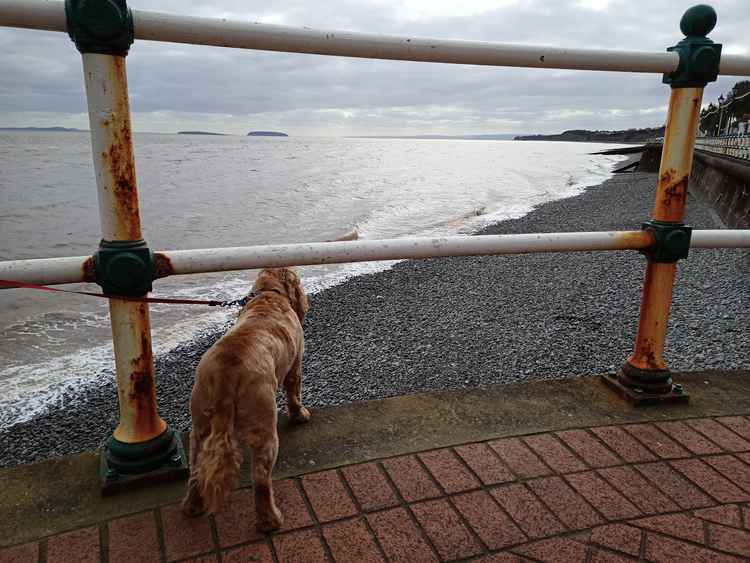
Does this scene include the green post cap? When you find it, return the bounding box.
[663,4,722,88]
[680,4,717,37]
[65,0,134,56]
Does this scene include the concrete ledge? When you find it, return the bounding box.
[2,369,749,547]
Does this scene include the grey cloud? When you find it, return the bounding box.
[0,0,746,134]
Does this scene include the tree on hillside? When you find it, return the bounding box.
[700,103,719,134]
[727,81,750,123]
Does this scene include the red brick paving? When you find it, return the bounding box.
[597,466,678,515]
[643,533,745,562]
[341,463,399,512]
[707,523,750,557]
[589,524,642,557]
[513,537,589,562]
[686,418,750,452]
[452,490,526,550]
[411,498,483,560]
[564,472,641,521]
[655,420,723,455]
[526,476,604,530]
[222,541,274,563]
[623,424,690,459]
[523,434,588,474]
[632,461,714,509]
[322,518,385,563]
[5,417,750,562]
[381,456,442,503]
[0,542,38,563]
[301,470,358,522]
[487,437,551,478]
[631,513,705,543]
[213,487,263,547]
[694,504,744,527]
[454,443,515,485]
[272,528,329,563]
[367,508,438,562]
[703,454,750,493]
[46,526,100,563]
[717,416,750,441]
[490,484,565,539]
[590,426,657,463]
[418,449,481,494]
[556,430,621,468]
[108,511,161,563]
[670,458,750,503]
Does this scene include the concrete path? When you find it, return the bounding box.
[4,413,750,562]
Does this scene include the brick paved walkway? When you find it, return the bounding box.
[4,416,750,562]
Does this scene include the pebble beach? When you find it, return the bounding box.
[2,165,748,468]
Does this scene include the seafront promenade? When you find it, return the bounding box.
[3,372,750,562]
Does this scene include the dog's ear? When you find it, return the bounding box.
[283,269,309,321]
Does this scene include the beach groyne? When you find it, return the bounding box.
[638,142,750,228]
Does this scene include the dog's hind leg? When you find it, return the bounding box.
[250,430,283,531]
[284,353,311,424]
[182,429,207,517]
[239,387,284,532]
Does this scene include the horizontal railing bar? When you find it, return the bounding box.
[156,231,655,277]
[1,229,749,289]
[2,1,750,76]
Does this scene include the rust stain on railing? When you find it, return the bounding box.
[615,230,654,250]
[153,253,175,279]
[651,89,702,223]
[125,303,165,442]
[82,256,97,282]
[101,56,142,242]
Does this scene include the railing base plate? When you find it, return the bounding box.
[601,373,690,406]
[99,430,189,495]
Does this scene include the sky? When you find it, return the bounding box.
[0,0,747,136]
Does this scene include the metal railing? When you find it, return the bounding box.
[1,0,750,485]
[695,134,750,161]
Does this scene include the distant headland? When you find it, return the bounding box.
[514,127,665,144]
[177,131,229,136]
[0,126,86,132]
[247,131,288,137]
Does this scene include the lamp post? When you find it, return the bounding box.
[717,93,725,136]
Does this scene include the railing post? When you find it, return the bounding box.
[603,4,722,405]
[66,0,187,490]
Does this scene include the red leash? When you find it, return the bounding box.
[0,279,247,307]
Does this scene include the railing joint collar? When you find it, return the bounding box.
[65,0,134,56]
[94,239,154,296]
[640,220,693,263]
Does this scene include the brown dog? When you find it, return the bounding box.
[181,267,310,531]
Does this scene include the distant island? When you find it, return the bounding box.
[247,131,288,137]
[350,134,518,141]
[514,127,665,144]
[177,131,229,136]
[0,126,86,132]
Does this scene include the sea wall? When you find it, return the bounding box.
[638,143,750,228]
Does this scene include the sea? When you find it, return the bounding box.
[0,131,626,429]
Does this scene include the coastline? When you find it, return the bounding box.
[2,164,748,468]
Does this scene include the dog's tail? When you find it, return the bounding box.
[195,402,243,513]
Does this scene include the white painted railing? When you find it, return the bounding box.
[695,134,750,161]
[2,0,750,75]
